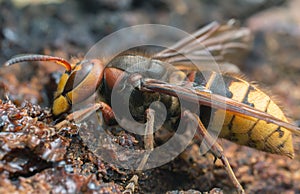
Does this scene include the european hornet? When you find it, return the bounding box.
[4,21,300,193]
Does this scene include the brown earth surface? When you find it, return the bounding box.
[1,0,300,193]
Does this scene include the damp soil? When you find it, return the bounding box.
[1,0,300,193]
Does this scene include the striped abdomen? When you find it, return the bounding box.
[193,71,294,158]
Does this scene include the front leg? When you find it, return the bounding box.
[54,101,116,129]
[54,101,156,194]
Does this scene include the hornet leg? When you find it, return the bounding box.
[123,108,155,194]
[54,101,115,129]
[55,103,156,194]
[183,110,245,194]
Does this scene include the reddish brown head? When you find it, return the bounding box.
[5,55,105,116]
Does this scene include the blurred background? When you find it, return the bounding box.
[1,0,300,193]
[1,0,300,117]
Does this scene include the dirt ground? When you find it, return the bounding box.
[1,0,300,193]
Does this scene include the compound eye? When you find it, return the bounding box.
[63,61,94,94]
[60,59,104,105]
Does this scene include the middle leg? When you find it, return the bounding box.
[123,108,156,194]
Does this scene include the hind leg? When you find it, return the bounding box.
[183,110,244,194]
